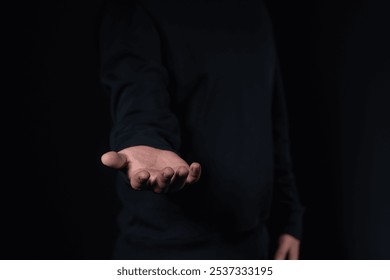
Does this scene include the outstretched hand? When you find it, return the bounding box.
[101,145,201,193]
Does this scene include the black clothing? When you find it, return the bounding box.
[113,222,270,260]
[99,0,304,257]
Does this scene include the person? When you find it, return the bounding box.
[98,0,304,260]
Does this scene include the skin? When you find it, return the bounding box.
[274,234,301,260]
[101,145,201,193]
[101,145,300,259]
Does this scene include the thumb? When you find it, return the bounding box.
[101,151,127,169]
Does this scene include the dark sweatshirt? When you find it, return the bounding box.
[99,0,304,243]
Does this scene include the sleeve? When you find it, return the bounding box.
[268,61,305,240]
[98,0,181,153]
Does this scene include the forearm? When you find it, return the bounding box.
[270,62,305,240]
[99,0,181,153]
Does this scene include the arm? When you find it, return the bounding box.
[100,0,178,152]
[269,62,305,259]
[99,0,200,192]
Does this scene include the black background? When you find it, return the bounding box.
[4,0,389,259]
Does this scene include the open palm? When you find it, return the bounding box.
[101,145,201,193]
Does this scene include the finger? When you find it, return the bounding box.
[288,243,300,260]
[274,241,289,260]
[185,163,201,185]
[168,166,189,192]
[101,151,127,169]
[130,170,150,190]
[153,167,175,193]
